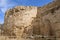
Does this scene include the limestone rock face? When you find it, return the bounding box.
[4,6,37,37]
[32,1,60,40]
[0,24,2,35]
[2,0,60,40]
[0,24,4,36]
[43,7,60,39]
[0,24,1,29]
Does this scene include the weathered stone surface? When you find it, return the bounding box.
[4,6,37,38]
[0,0,60,40]
[31,0,60,40]
[0,24,2,35]
[0,24,4,36]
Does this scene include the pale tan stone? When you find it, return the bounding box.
[0,0,60,40]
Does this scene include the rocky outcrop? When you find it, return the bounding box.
[4,6,37,38]
[0,24,4,36]
[31,0,60,40]
[0,24,2,35]
[0,0,60,40]
[0,24,1,28]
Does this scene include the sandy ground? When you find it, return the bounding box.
[0,36,33,40]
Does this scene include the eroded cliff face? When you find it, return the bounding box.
[40,7,60,40]
[32,0,60,40]
[4,6,37,37]
[0,24,2,35]
[2,0,60,40]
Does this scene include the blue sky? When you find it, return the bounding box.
[0,0,53,24]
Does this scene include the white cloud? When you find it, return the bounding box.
[0,0,17,13]
[0,0,17,24]
[0,0,7,7]
[0,0,8,13]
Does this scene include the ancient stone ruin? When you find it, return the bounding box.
[0,0,60,40]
